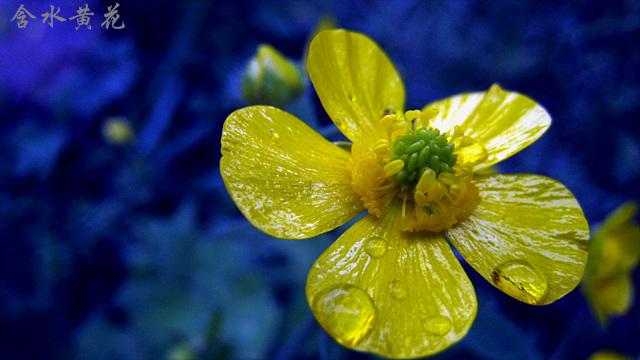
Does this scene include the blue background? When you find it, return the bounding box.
[0,1,638,359]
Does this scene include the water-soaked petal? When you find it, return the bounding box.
[308,30,405,144]
[447,174,589,305]
[423,84,551,172]
[221,106,363,239]
[307,198,477,358]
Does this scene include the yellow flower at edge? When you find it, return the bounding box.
[220,30,589,359]
[582,201,640,326]
[588,350,633,360]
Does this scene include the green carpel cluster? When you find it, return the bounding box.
[390,127,457,188]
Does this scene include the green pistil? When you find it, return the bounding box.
[390,127,457,188]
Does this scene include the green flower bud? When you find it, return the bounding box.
[241,44,305,107]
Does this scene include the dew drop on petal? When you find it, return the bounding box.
[335,118,343,128]
[421,315,452,336]
[268,128,280,142]
[364,235,388,259]
[312,284,376,347]
[491,259,548,304]
[348,93,356,102]
[389,280,407,300]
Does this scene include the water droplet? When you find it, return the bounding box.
[491,259,548,304]
[335,118,343,128]
[334,141,352,152]
[268,128,280,142]
[348,93,356,102]
[389,280,407,300]
[312,284,376,347]
[421,315,452,336]
[364,235,388,259]
[455,137,488,166]
[384,106,397,116]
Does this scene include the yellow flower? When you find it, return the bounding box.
[588,350,633,360]
[220,30,589,358]
[582,201,640,326]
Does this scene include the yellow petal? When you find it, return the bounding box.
[306,198,477,358]
[595,274,633,316]
[308,29,405,144]
[597,201,640,272]
[220,106,363,239]
[423,84,551,171]
[446,174,589,305]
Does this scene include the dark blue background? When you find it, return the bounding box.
[1,1,638,359]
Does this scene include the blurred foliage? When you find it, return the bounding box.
[1,0,639,359]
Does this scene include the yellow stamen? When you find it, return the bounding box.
[346,110,480,230]
[380,114,396,129]
[416,168,436,193]
[419,107,439,128]
[405,110,420,122]
[384,160,405,177]
[414,190,428,207]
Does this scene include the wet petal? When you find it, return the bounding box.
[423,84,551,171]
[308,29,405,144]
[447,174,589,305]
[220,106,363,239]
[307,198,477,358]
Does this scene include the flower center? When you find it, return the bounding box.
[346,108,481,233]
[387,127,457,189]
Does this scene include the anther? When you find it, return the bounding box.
[405,110,420,122]
[384,160,405,177]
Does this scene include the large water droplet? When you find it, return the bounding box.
[364,235,388,259]
[312,284,376,347]
[389,280,407,300]
[491,259,548,304]
[455,137,488,166]
[421,315,452,336]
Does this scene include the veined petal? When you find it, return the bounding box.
[307,198,477,358]
[423,84,551,171]
[220,106,363,239]
[447,174,589,305]
[308,29,405,144]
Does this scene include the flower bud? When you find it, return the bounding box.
[241,44,304,107]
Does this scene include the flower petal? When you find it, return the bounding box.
[446,174,589,305]
[306,198,477,358]
[308,29,405,144]
[220,106,363,239]
[423,84,551,171]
